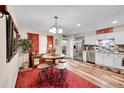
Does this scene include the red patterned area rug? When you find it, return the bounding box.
[15,68,99,88]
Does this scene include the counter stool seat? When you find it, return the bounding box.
[56,64,66,70]
[55,64,67,85]
[58,59,66,64]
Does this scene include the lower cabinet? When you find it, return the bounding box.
[83,51,87,62]
[114,31,124,44]
[103,53,114,67]
[113,54,124,69]
[85,35,96,45]
[95,52,104,65]
[95,52,124,70]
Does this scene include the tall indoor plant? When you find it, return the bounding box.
[19,39,32,69]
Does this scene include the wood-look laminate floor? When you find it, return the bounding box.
[65,59,124,88]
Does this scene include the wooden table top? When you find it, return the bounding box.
[42,54,65,60]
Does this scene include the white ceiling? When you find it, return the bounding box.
[12,5,124,35]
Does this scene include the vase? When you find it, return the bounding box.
[22,62,29,70]
[52,52,56,56]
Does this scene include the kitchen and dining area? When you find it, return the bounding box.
[0,5,124,88]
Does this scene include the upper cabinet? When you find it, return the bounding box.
[85,35,96,45]
[104,32,115,39]
[85,28,124,45]
[96,34,106,40]
[114,31,124,44]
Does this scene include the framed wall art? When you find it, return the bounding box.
[6,14,19,63]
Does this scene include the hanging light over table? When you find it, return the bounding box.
[49,16,63,34]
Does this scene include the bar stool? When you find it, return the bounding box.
[58,59,66,64]
[37,63,50,84]
[55,64,67,85]
[44,59,57,84]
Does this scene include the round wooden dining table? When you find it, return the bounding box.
[42,54,65,64]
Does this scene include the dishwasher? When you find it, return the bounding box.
[87,49,95,63]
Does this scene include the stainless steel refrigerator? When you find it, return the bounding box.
[73,37,84,61]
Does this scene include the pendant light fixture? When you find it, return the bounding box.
[49,16,63,34]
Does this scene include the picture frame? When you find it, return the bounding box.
[12,22,19,56]
[55,39,59,46]
[6,14,19,63]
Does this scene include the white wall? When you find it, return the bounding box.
[19,28,54,39]
[0,6,19,87]
[66,36,74,58]
[0,14,19,87]
[54,34,62,54]
[39,35,47,54]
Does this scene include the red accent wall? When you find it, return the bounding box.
[96,28,113,34]
[47,36,53,49]
[28,33,39,52]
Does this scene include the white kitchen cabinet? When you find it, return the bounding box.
[95,52,114,67]
[97,53,114,67]
[113,54,124,69]
[114,31,124,44]
[95,52,124,69]
[96,34,106,40]
[83,51,87,62]
[86,31,124,44]
[85,35,96,45]
[95,52,104,65]
[103,53,114,67]
[105,32,115,39]
[85,36,90,45]
[96,32,115,40]
[97,31,124,44]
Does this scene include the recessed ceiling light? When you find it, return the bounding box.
[112,20,118,24]
[77,24,80,27]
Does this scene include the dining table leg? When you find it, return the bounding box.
[53,59,56,64]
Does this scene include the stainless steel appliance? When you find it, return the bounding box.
[62,40,67,55]
[73,37,84,61]
[86,46,95,63]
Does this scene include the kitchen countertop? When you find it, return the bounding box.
[95,51,124,55]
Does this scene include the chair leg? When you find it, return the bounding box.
[37,70,42,84]
[37,69,48,84]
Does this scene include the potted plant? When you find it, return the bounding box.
[19,39,32,70]
[51,47,56,56]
